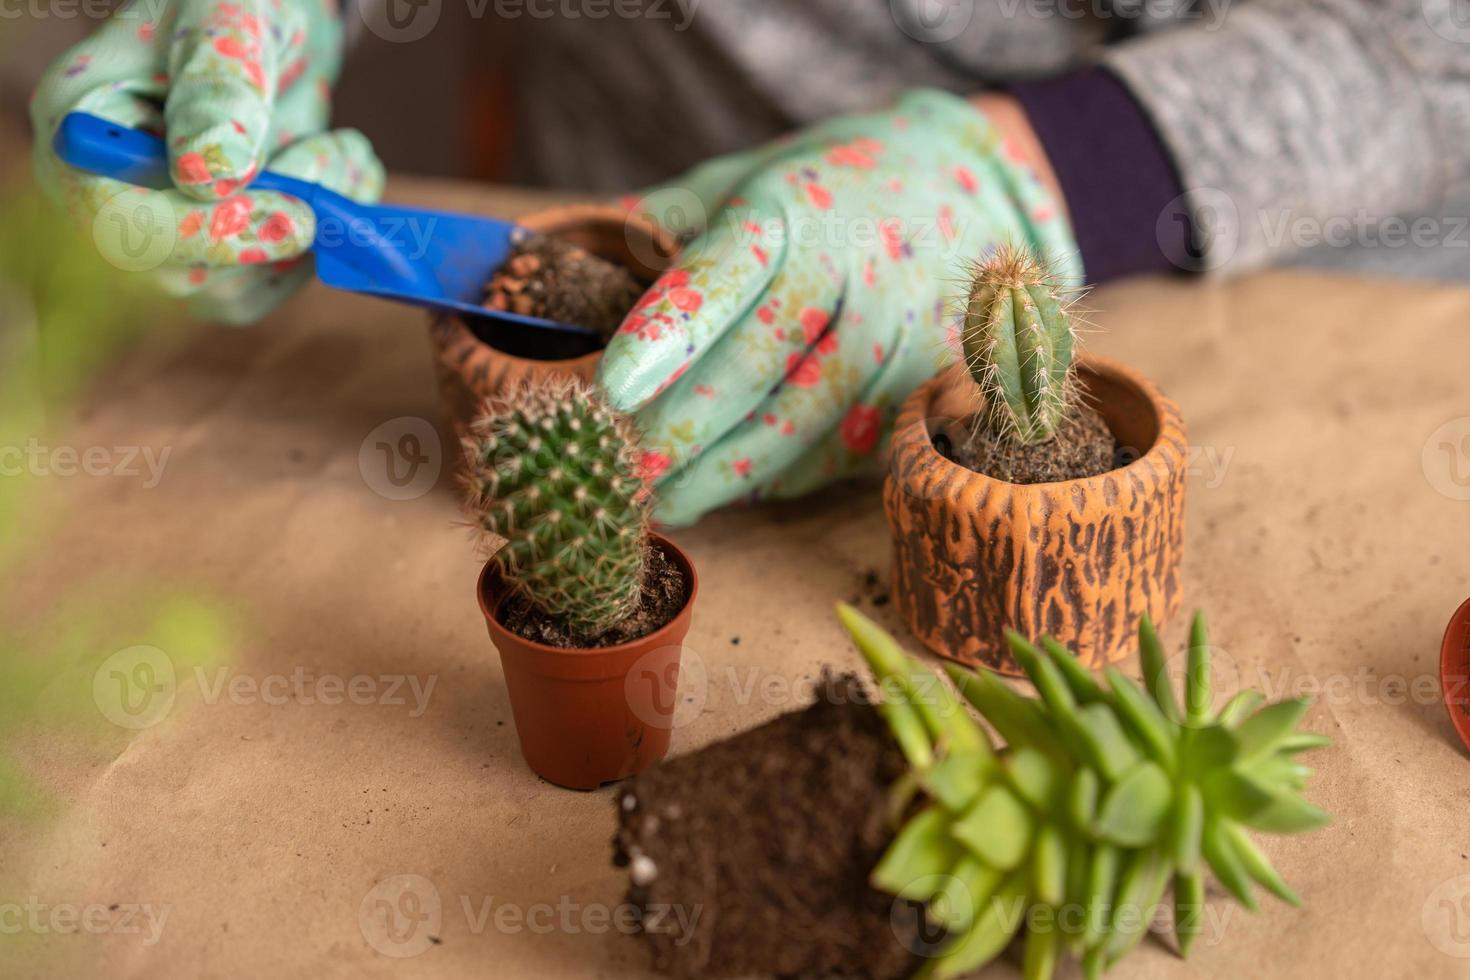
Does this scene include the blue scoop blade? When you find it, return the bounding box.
[53,112,602,346]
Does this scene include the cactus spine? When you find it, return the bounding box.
[464,378,649,636]
[962,246,1076,445]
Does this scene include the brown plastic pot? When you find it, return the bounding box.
[477,533,699,790]
[885,356,1187,675]
[428,204,677,452]
[1440,596,1470,753]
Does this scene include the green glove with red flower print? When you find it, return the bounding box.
[31,0,383,324]
[600,89,1080,527]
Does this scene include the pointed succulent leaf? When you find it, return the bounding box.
[1073,702,1142,782]
[1069,767,1101,831]
[924,749,994,813]
[1217,690,1265,728]
[946,665,1068,758]
[1063,834,1091,951]
[1095,761,1173,847]
[1234,697,1312,761]
[930,855,1002,932]
[1201,817,1257,911]
[1170,783,1204,871]
[930,871,1028,979]
[1080,844,1120,950]
[1277,732,1333,754]
[1173,869,1205,957]
[1236,790,1332,834]
[1004,745,1062,811]
[1222,821,1302,905]
[1202,767,1275,823]
[874,697,934,771]
[1006,631,1077,717]
[1023,921,1062,980]
[872,807,965,900]
[1104,667,1177,768]
[1185,612,1212,724]
[1180,723,1238,771]
[838,603,988,756]
[1041,635,1108,704]
[953,784,1033,870]
[886,771,921,828]
[1105,849,1169,963]
[1033,823,1068,906]
[1138,613,1181,724]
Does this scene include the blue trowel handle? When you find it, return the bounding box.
[53,113,423,284]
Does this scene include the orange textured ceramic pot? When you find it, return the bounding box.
[884,356,1186,675]
[478,533,698,790]
[428,204,676,450]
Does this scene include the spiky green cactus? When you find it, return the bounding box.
[962,246,1076,445]
[464,379,650,636]
[837,604,1330,980]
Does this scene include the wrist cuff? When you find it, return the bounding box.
[1008,67,1193,283]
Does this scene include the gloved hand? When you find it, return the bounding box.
[599,89,1080,526]
[30,0,383,323]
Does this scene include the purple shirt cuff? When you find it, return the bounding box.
[1008,67,1194,284]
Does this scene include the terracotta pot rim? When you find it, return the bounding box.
[428,202,664,371]
[476,532,699,657]
[1440,595,1470,753]
[897,354,1178,490]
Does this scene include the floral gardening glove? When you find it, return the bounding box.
[30,0,384,324]
[599,89,1080,527]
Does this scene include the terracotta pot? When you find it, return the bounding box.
[477,533,698,790]
[885,356,1186,675]
[427,204,677,449]
[1440,595,1470,754]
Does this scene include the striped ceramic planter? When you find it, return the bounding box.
[884,356,1186,675]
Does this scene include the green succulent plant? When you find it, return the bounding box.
[464,378,650,635]
[962,246,1076,445]
[836,603,1330,980]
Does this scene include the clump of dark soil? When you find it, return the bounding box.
[612,673,937,979]
[483,232,643,340]
[498,546,687,648]
[946,402,1118,484]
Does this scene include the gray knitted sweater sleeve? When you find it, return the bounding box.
[1105,0,1470,272]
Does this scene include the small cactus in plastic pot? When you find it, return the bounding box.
[464,378,698,789]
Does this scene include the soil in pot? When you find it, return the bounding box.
[613,673,938,979]
[483,232,644,343]
[943,401,1118,484]
[497,546,689,649]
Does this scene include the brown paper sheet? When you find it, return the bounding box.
[7,179,1470,978]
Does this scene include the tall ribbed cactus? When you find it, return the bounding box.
[963,246,1076,445]
[838,604,1330,980]
[464,379,650,636]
